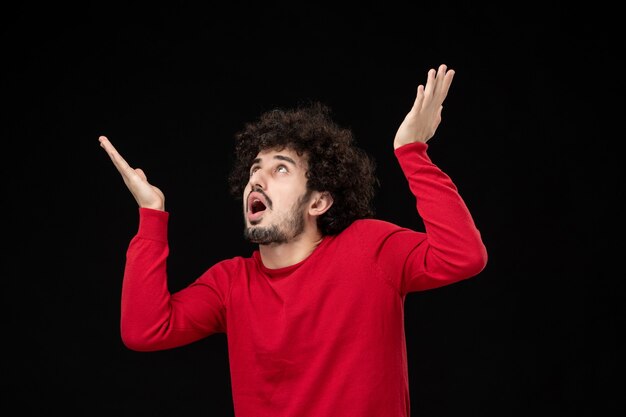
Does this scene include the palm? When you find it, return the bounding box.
[394,64,455,149]
[99,136,165,210]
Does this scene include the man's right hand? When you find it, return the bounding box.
[99,136,165,211]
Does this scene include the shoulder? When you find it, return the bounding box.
[346,218,406,234]
[338,218,426,248]
[335,218,411,243]
[201,254,255,277]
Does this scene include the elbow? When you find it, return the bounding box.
[121,331,147,352]
[440,244,488,283]
[120,325,158,352]
[469,251,488,278]
[410,244,488,292]
[459,243,488,280]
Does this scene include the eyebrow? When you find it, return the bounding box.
[251,155,297,166]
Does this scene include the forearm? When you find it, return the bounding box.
[395,142,488,280]
[120,209,206,351]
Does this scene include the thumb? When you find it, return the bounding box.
[135,168,148,182]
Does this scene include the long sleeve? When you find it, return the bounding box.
[120,208,229,351]
[371,141,488,294]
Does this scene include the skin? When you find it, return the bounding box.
[393,64,454,149]
[99,64,454,268]
[243,148,333,267]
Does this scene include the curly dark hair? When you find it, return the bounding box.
[228,101,378,235]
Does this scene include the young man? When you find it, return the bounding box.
[99,64,487,417]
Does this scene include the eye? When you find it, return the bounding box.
[276,165,288,174]
[249,166,260,177]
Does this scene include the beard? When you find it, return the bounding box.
[243,190,311,245]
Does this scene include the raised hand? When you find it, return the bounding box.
[99,136,165,211]
[393,64,455,149]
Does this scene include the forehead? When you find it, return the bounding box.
[253,147,307,167]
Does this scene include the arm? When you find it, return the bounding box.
[375,65,487,293]
[99,137,227,351]
[393,141,487,293]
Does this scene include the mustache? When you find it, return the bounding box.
[247,186,273,210]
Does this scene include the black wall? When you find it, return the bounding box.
[3,3,622,416]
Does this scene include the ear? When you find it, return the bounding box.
[308,191,334,217]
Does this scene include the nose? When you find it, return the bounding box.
[249,167,267,190]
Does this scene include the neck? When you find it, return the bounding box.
[258,227,324,269]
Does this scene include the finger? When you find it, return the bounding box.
[411,84,425,112]
[99,136,137,179]
[423,68,437,97]
[438,69,455,103]
[434,64,448,95]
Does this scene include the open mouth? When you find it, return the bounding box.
[250,198,266,214]
[247,191,269,221]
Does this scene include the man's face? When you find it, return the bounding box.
[243,148,312,245]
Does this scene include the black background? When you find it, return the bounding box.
[2,3,623,416]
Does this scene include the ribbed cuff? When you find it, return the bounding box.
[137,208,169,242]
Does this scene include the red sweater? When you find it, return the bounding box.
[120,141,488,417]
